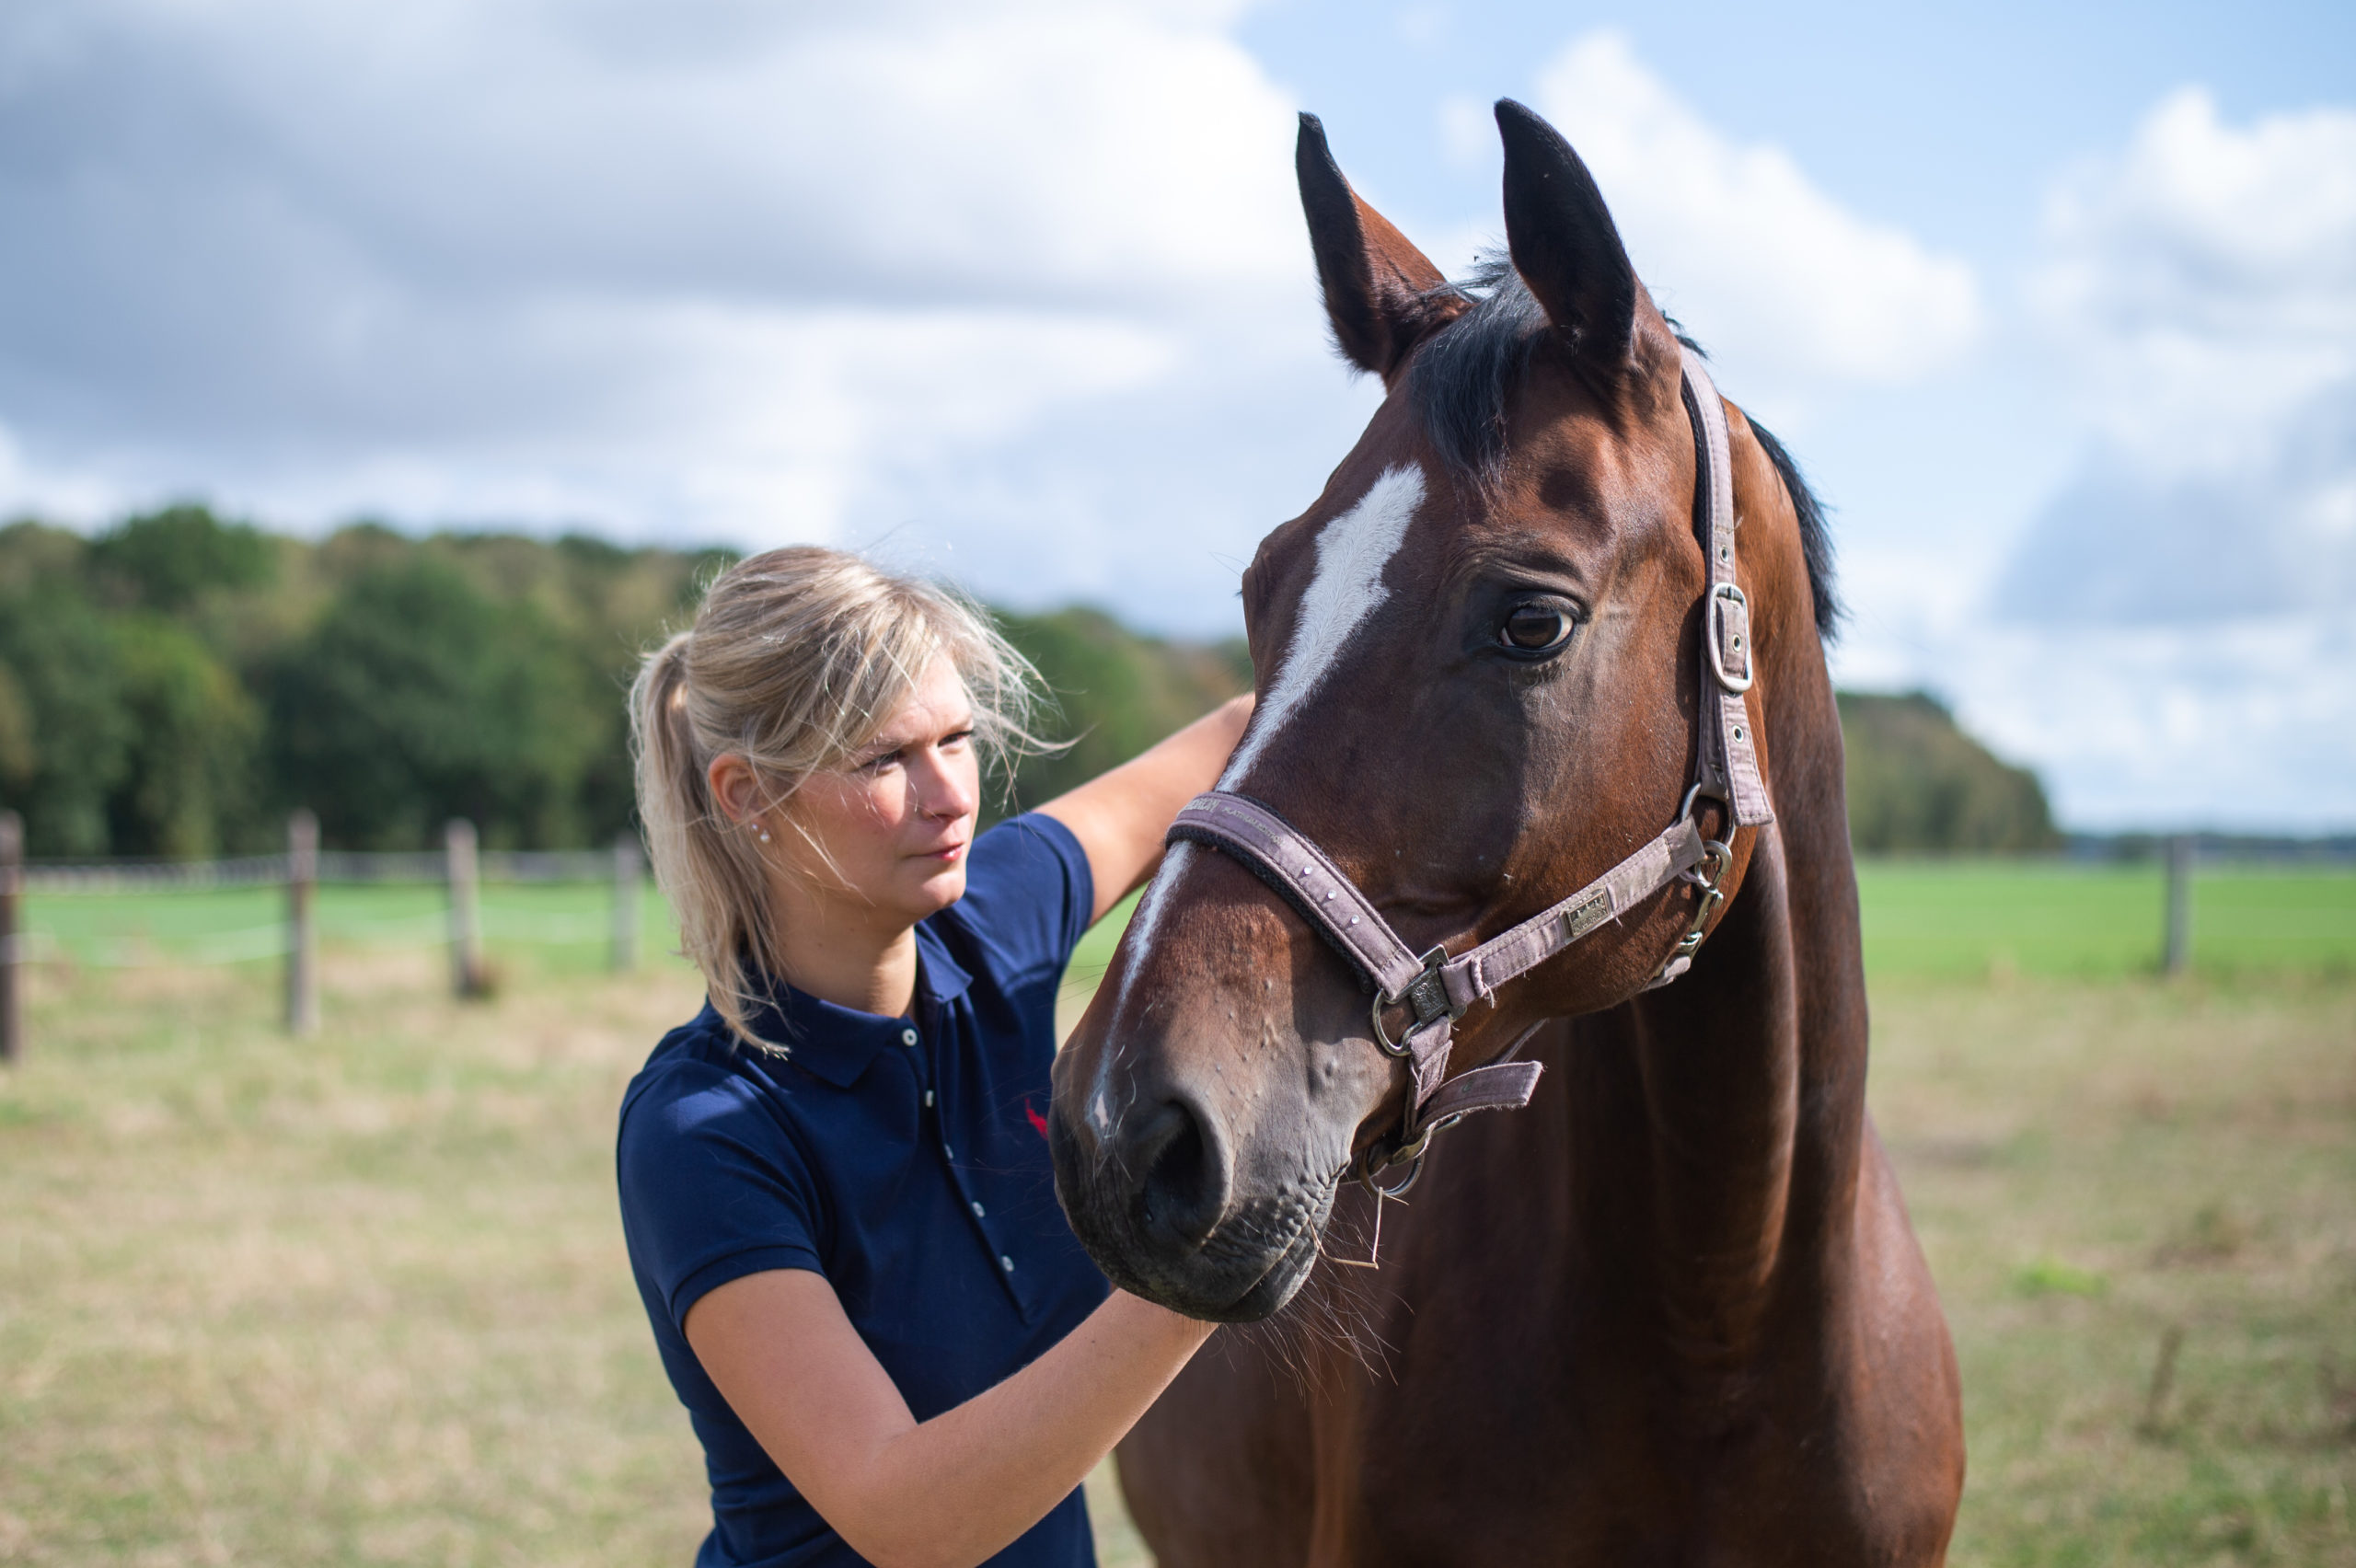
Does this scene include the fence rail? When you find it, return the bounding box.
[23,847,629,894]
[1,812,652,1062]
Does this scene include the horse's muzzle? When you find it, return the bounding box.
[1049,1069,1332,1322]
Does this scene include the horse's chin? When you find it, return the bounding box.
[1074,1182,1333,1323]
[1195,1219,1322,1323]
[1120,1224,1319,1323]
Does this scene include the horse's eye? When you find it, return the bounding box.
[1500,602,1574,653]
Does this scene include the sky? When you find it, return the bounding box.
[1,0,2351,832]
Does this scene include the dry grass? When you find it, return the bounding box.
[1,944,2350,1564]
[1873,974,2356,1565]
[0,949,714,1566]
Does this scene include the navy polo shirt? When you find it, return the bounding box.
[618,813,1113,1568]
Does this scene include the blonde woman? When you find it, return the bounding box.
[618,548,1248,1568]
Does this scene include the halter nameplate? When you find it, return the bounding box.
[1163,352,1771,1183]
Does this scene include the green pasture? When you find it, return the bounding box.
[1855,860,2356,979]
[3,862,2352,1565]
[1056,859,2356,1012]
[23,859,2350,995]
[20,881,685,979]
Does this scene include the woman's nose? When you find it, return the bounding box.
[912,747,978,821]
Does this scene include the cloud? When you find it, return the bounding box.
[2004,90,2356,625]
[0,0,1335,606]
[2002,379,2356,624]
[1936,616,2356,834]
[1959,87,2356,829]
[2030,87,2356,471]
[1526,30,1981,398]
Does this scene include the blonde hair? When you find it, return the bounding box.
[629,546,1046,1049]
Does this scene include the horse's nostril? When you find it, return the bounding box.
[1131,1097,1229,1252]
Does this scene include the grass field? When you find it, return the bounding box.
[2,864,2351,1564]
[1854,861,2356,979]
[20,882,673,978]
[18,858,2352,985]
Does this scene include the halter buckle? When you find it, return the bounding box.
[1706,582,1754,695]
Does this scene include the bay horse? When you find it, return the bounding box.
[1049,100,1963,1563]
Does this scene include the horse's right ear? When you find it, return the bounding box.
[1297,112,1463,382]
[1495,98,1640,382]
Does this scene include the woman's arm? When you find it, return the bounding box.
[686,1270,1212,1568]
[1038,693,1253,921]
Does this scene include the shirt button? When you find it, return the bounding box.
[900,1028,918,1046]
[971,1201,987,1218]
[999,1255,1015,1274]
[923,1090,935,1108]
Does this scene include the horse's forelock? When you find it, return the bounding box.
[1405,260,1842,640]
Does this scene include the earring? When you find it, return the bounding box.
[756,826,772,843]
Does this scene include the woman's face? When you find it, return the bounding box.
[768,653,982,931]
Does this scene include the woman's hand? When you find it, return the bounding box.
[686,1270,1212,1568]
[1039,693,1253,921]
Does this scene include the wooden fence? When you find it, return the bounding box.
[0,815,2214,1066]
[0,811,651,1062]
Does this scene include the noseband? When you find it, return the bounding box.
[1166,349,1773,1193]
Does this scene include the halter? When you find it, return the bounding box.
[1165,349,1773,1195]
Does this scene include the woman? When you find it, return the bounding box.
[618,546,1247,1568]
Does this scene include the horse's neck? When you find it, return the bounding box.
[1609,675,1869,1359]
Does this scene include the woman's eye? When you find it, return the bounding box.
[1500,603,1575,653]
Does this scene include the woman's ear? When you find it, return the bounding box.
[707,753,764,828]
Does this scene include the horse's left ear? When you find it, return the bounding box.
[1297,112,1464,382]
[1496,99,1642,382]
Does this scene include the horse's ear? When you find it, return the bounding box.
[1496,98,1639,379]
[1297,112,1462,381]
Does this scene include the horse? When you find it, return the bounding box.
[1048,98,1964,1564]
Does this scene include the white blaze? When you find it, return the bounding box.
[1092,465,1422,1124]
[1095,839,1200,1127]
[1218,464,1425,789]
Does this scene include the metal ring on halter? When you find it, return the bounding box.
[1678,778,1730,826]
[1369,944,1451,1058]
[1362,1150,1426,1200]
[1357,1111,1461,1199]
[1706,582,1754,694]
[1681,836,1733,889]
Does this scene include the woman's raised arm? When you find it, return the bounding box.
[1038,693,1253,922]
[685,1270,1210,1568]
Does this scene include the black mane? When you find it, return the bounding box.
[1406,259,1842,639]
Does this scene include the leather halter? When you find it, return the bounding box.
[1164,350,1773,1193]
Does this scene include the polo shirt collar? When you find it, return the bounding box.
[742,926,974,1090]
[911,923,973,1007]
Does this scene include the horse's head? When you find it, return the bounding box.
[1052,101,1812,1320]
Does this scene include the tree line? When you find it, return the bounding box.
[0,506,2051,859]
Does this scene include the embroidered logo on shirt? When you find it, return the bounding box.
[1024,1099,1049,1140]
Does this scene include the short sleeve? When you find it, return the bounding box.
[617,1062,828,1332]
[938,813,1095,989]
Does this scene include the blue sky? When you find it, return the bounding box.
[1,1,2350,830]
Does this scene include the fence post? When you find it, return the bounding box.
[286,810,319,1035]
[612,831,641,974]
[1,810,22,1066]
[2163,834,2194,975]
[445,818,489,998]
